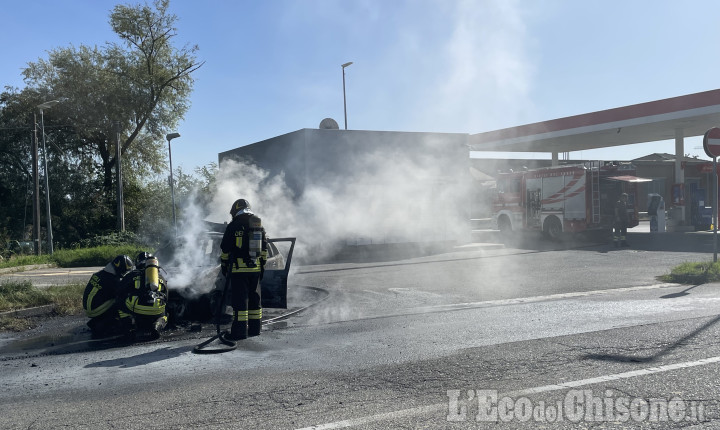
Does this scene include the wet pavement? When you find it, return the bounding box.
[0,285,328,360]
[0,220,713,360]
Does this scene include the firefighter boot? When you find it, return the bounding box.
[227,309,248,340]
[228,321,248,340]
[248,308,262,337]
[248,319,261,337]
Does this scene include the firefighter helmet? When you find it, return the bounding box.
[230,199,252,217]
[111,255,133,276]
[135,252,155,269]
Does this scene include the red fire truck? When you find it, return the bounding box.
[491,162,651,239]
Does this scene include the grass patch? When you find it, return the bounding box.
[0,254,52,269]
[0,280,84,331]
[659,261,720,285]
[46,283,85,315]
[51,245,145,267]
[0,280,84,313]
[0,245,146,270]
[0,280,54,311]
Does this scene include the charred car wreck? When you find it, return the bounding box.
[155,221,296,324]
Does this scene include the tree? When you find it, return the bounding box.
[21,0,203,215]
[0,91,36,244]
[2,0,204,247]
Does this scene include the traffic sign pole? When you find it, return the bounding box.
[703,128,720,262]
[715,156,718,263]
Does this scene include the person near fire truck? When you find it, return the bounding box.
[614,193,630,247]
[83,255,134,338]
[220,198,268,340]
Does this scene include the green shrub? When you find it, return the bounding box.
[72,231,147,248]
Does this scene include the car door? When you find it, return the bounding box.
[260,237,296,308]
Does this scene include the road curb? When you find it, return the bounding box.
[0,264,55,275]
[0,305,56,319]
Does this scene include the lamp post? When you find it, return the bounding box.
[341,62,353,130]
[32,116,41,255]
[166,132,180,238]
[37,100,59,254]
[115,121,125,231]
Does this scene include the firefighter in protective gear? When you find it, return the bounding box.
[83,255,134,338]
[221,198,268,340]
[614,193,630,247]
[118,252,169,339]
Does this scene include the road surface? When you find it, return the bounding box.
[1,226,720,429]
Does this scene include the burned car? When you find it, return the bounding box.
[155,221,296,323]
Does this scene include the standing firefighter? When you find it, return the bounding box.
[83,255,134,338]
[118,252,169,339]
[614,193,630,247]
[221,199,268,340]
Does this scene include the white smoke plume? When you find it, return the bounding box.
[206,138,469,260]
[162,132,470,295]
[160,1,533,305]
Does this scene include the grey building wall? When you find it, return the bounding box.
[219,129,471,244]
[219,129,470,192]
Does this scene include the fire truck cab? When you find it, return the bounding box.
[492,162,650,239]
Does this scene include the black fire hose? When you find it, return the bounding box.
[193,265,237,354]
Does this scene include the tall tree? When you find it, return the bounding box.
[21,0,203,206]
[0,0,205,247]
[0,90,36,244]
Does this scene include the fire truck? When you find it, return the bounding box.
[491,162,651,239]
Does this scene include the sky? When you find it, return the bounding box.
[3,0,720,173]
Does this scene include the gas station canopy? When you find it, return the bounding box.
[469,89,720,153]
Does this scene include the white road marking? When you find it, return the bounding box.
[8,270,94,277]
[412,283,682,313]
[295,354,720,429]
[361,290,390,296]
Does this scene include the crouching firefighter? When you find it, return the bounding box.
[83,255,134,338]
[118,252,169,339]
[221,199,268,340]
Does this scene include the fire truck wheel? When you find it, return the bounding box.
[543,216,562,241]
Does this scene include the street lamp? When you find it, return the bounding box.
[166,132,180,238]
[37,100,59,254]
[341,62,353,130]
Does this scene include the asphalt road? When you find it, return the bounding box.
[2,225,720,429]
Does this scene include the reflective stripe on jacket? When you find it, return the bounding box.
[123,272,168,316]
[125,295,166,316]
[83,271,120,318]
[85,298,114,318]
